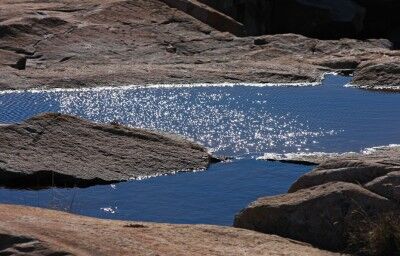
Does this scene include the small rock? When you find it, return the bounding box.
[166,44,176,53]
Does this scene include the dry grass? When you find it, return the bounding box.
[347,211,400,256]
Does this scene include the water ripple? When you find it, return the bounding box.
[45,86,335,156]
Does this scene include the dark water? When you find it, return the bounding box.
[0,75,399,225]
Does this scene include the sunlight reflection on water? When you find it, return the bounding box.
[49,87,335,156]
[1,75,400,157]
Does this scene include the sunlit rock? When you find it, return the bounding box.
[0,113,215,188]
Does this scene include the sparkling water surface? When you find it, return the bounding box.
[0,75,399,225]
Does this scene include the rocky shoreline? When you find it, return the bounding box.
[1,0,399,255]
[0,113,217,188]
[0,0,399,91]
[2,113,399,254]
[260,145,400,166]
[235,145,400,252]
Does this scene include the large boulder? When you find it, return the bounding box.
[366,171,400,202]
[259,145,400,192]
[0,113,216,188]
[0,204,338,256]
[352,59,400,90]
[234,182,396,251]
[241,145,400,251]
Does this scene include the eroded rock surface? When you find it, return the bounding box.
[0,0,398,91]
[366,171,400,202]
[236,145,400,251]
[0,204,337,256]
[0,232,71,256]
[289,160,400,193]
[234,182,396,250]
[0,113,214,188]
[352,59,400,91]
[288,146,400,192]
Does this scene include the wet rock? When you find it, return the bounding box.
[261,145,400,166]
[0,113,215,188]
[259,152,357,165]
[234,182,396,251]
[0,204,338,256]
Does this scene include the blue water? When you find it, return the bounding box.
[0,75,399,225]
[1,75,399,156]
[0,160,310,225]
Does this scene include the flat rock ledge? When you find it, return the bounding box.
[261,145,400,166]
[0,204,337,256]
[235,145,400,251]
[0,113,216,188]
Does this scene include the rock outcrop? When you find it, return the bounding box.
[289,160,400,193]
[234,182,396,250]
[366,171,400,202]
[235,145,400,251]
[0,204,338,256]
[288,146,400,192]
[0,0,399,91]
[159,0,245,36]
[0,113,215,188]
[352,59,400,90]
